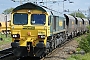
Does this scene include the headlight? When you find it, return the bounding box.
[11,34,20,38]
[13,35,16,37]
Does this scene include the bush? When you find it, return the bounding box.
[67,52,90,60]
[67,57,76,60]
[79,25,90,53]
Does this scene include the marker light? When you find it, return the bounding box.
[38,35,45,39]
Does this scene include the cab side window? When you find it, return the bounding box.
[48,16,51,25]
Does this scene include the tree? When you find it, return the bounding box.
[69,12,86,18]
[2,7,14,14]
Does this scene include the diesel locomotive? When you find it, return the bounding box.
[10,2,89,58]
[0,21,11,34]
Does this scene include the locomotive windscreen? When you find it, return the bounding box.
[13,13,28,25]
[31,14,46,25]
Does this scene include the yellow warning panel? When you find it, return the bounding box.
[59,21,63,26]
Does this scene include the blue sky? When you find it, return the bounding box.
[0,0,90,16]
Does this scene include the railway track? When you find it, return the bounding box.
[0,47,17,60]
[0,38,78,60]
[41,38,78,60]
[0,47,40,60]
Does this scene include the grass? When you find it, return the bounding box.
[0,33,12,48]
[67,53,90,60]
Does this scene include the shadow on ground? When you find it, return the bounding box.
[20,57,40,60]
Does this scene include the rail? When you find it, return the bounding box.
[0,47,14,59]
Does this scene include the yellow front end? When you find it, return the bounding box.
[11,9,50,47]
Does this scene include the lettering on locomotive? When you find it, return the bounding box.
[23,26,35,29]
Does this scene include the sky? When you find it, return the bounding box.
[0,0,90,16]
